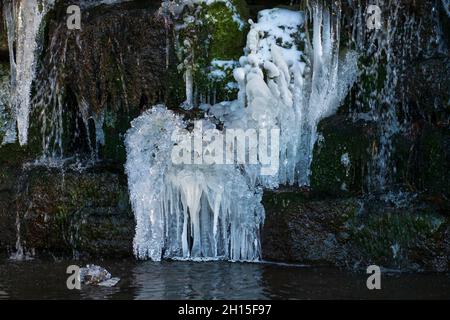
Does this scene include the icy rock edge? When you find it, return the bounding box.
[125,6,358,261]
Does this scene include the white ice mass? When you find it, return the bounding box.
[125,6,358,261]
[125,106,265,261]
[4,0,54,146]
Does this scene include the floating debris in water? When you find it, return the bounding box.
[80,265,120,287]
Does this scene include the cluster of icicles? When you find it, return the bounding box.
[125,5,358,261]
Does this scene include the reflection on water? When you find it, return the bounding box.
[0,258,449,300]
[131,261,266,299]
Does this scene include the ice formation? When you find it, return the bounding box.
[4,0,54,146]
[208,7,358,187]
[126,6,358,261]
[0,66,12,142]
[125,106,264,261]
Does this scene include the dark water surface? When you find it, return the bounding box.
[0,258,449,300]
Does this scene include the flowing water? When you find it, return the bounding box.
[0,258,449,299]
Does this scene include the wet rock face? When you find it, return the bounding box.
[310,116,377,196]
[311,0,450,197]
[56,1,169,113]
[262,191,357,264]
[13,166,134,258]
[30,1,172,162]
[311,116,450,198]
[262,191,450,272]
[0,1,7,60]
[0,161,20,251]
[0,138,134,258]
[405,58,450,127]
[394,123,450,197]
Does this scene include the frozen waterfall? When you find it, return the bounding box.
[125,6,358,261]
[3,0,54,146]
[125,106,265,261]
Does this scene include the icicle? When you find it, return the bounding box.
[125,6,357,262]
[5,0,54,146]
[2,0,17,144]
[183,65,194,110]
[125,106,264,261]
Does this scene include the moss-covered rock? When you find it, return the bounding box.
[29,1,170,163]
[387,123,450,199]
[310,115,377,196]
[262,190,450,271]
[262,190,358,264]
[347,206,447,271]
[12,166,134,258]
[172,0,249,106]
[206,1,249,60]
[418,126,450,194]
[310,114,450,199]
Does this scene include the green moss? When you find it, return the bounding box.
[419,126,450,194]
[347,210,446,267]
[390,125,450,195]
[206,1,248,60]
[310,116,376,196]
[176,0,249,105]
[99,107,137,164]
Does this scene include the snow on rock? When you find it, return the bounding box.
[125,6,358,262]
[209,7,358,187]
